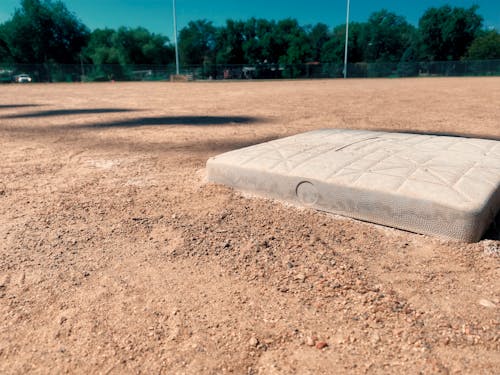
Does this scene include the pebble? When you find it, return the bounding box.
[295,273,306,282]
[249,337,259,347]
[305,336,315,346]
[479,299,496,308]
[371,333,381,345]
[315,341,328,350]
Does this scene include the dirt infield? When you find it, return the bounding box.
[0,78,499,374]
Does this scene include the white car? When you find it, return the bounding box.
[15,74,32,83]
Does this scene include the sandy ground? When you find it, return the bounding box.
[0,78,499,374]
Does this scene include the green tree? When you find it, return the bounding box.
[82,28,125,80]
[275,18,312,66]
[257,19,282,63]
[83,27,173,81]
[215,17,312,76]
[84,27,173,65]
[397,42,422,77]
[321,22,366,63]
[111,27,173,65]
[215,19,245,65]
[364,10,415,63]
[178,20,216,66]
[1,0,89,63]
[466,30,500,60]
[306,23,329,62]
[83,28,120,65]
[240,18,259,63]
[0,28,13,62]
[241,18,274,63]
[419,5,483,61]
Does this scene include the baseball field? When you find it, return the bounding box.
[0,78,499,373]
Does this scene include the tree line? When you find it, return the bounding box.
[0,0,499,68]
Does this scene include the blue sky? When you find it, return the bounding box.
[0,0,498,40]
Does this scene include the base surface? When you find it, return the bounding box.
[207,129,500,242]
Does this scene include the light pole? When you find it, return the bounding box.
[173,0,180,75]
[343,0,350,79]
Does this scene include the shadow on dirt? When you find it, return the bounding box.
[0,104,42,109]
[2,108,137,119]
[0,112,273,155]
[79,115,261,128]
[1,114,262,130]
[90,134,281,156]
[483,212,500,241]
[372,128,500,142]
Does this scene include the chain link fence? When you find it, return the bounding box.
[1,60,499,83]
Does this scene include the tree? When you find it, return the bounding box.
[84,27,173,66]
[214,17,312,76]
[256,19,282,63]
[83,28,120,65]
[240,18,259,64]
[82,27,174,81]
[397,42,422,77]
[275,18,312,66]
[466,30,500,60]
[0,27,13,62]
[1,0,89,63]
[112,27,173,65]
[419,5,483,61]
[364,10,415,63]
[307,23,329,62]
[215,20,245,65]
[241,18,273,64]
[139,30,174,66]
[321,22,366,63]
[178,20,216,66]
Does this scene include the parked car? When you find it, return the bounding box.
[14,74,32,83]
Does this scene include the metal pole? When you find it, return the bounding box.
[343,0,350,79]
[173,0,180,75]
